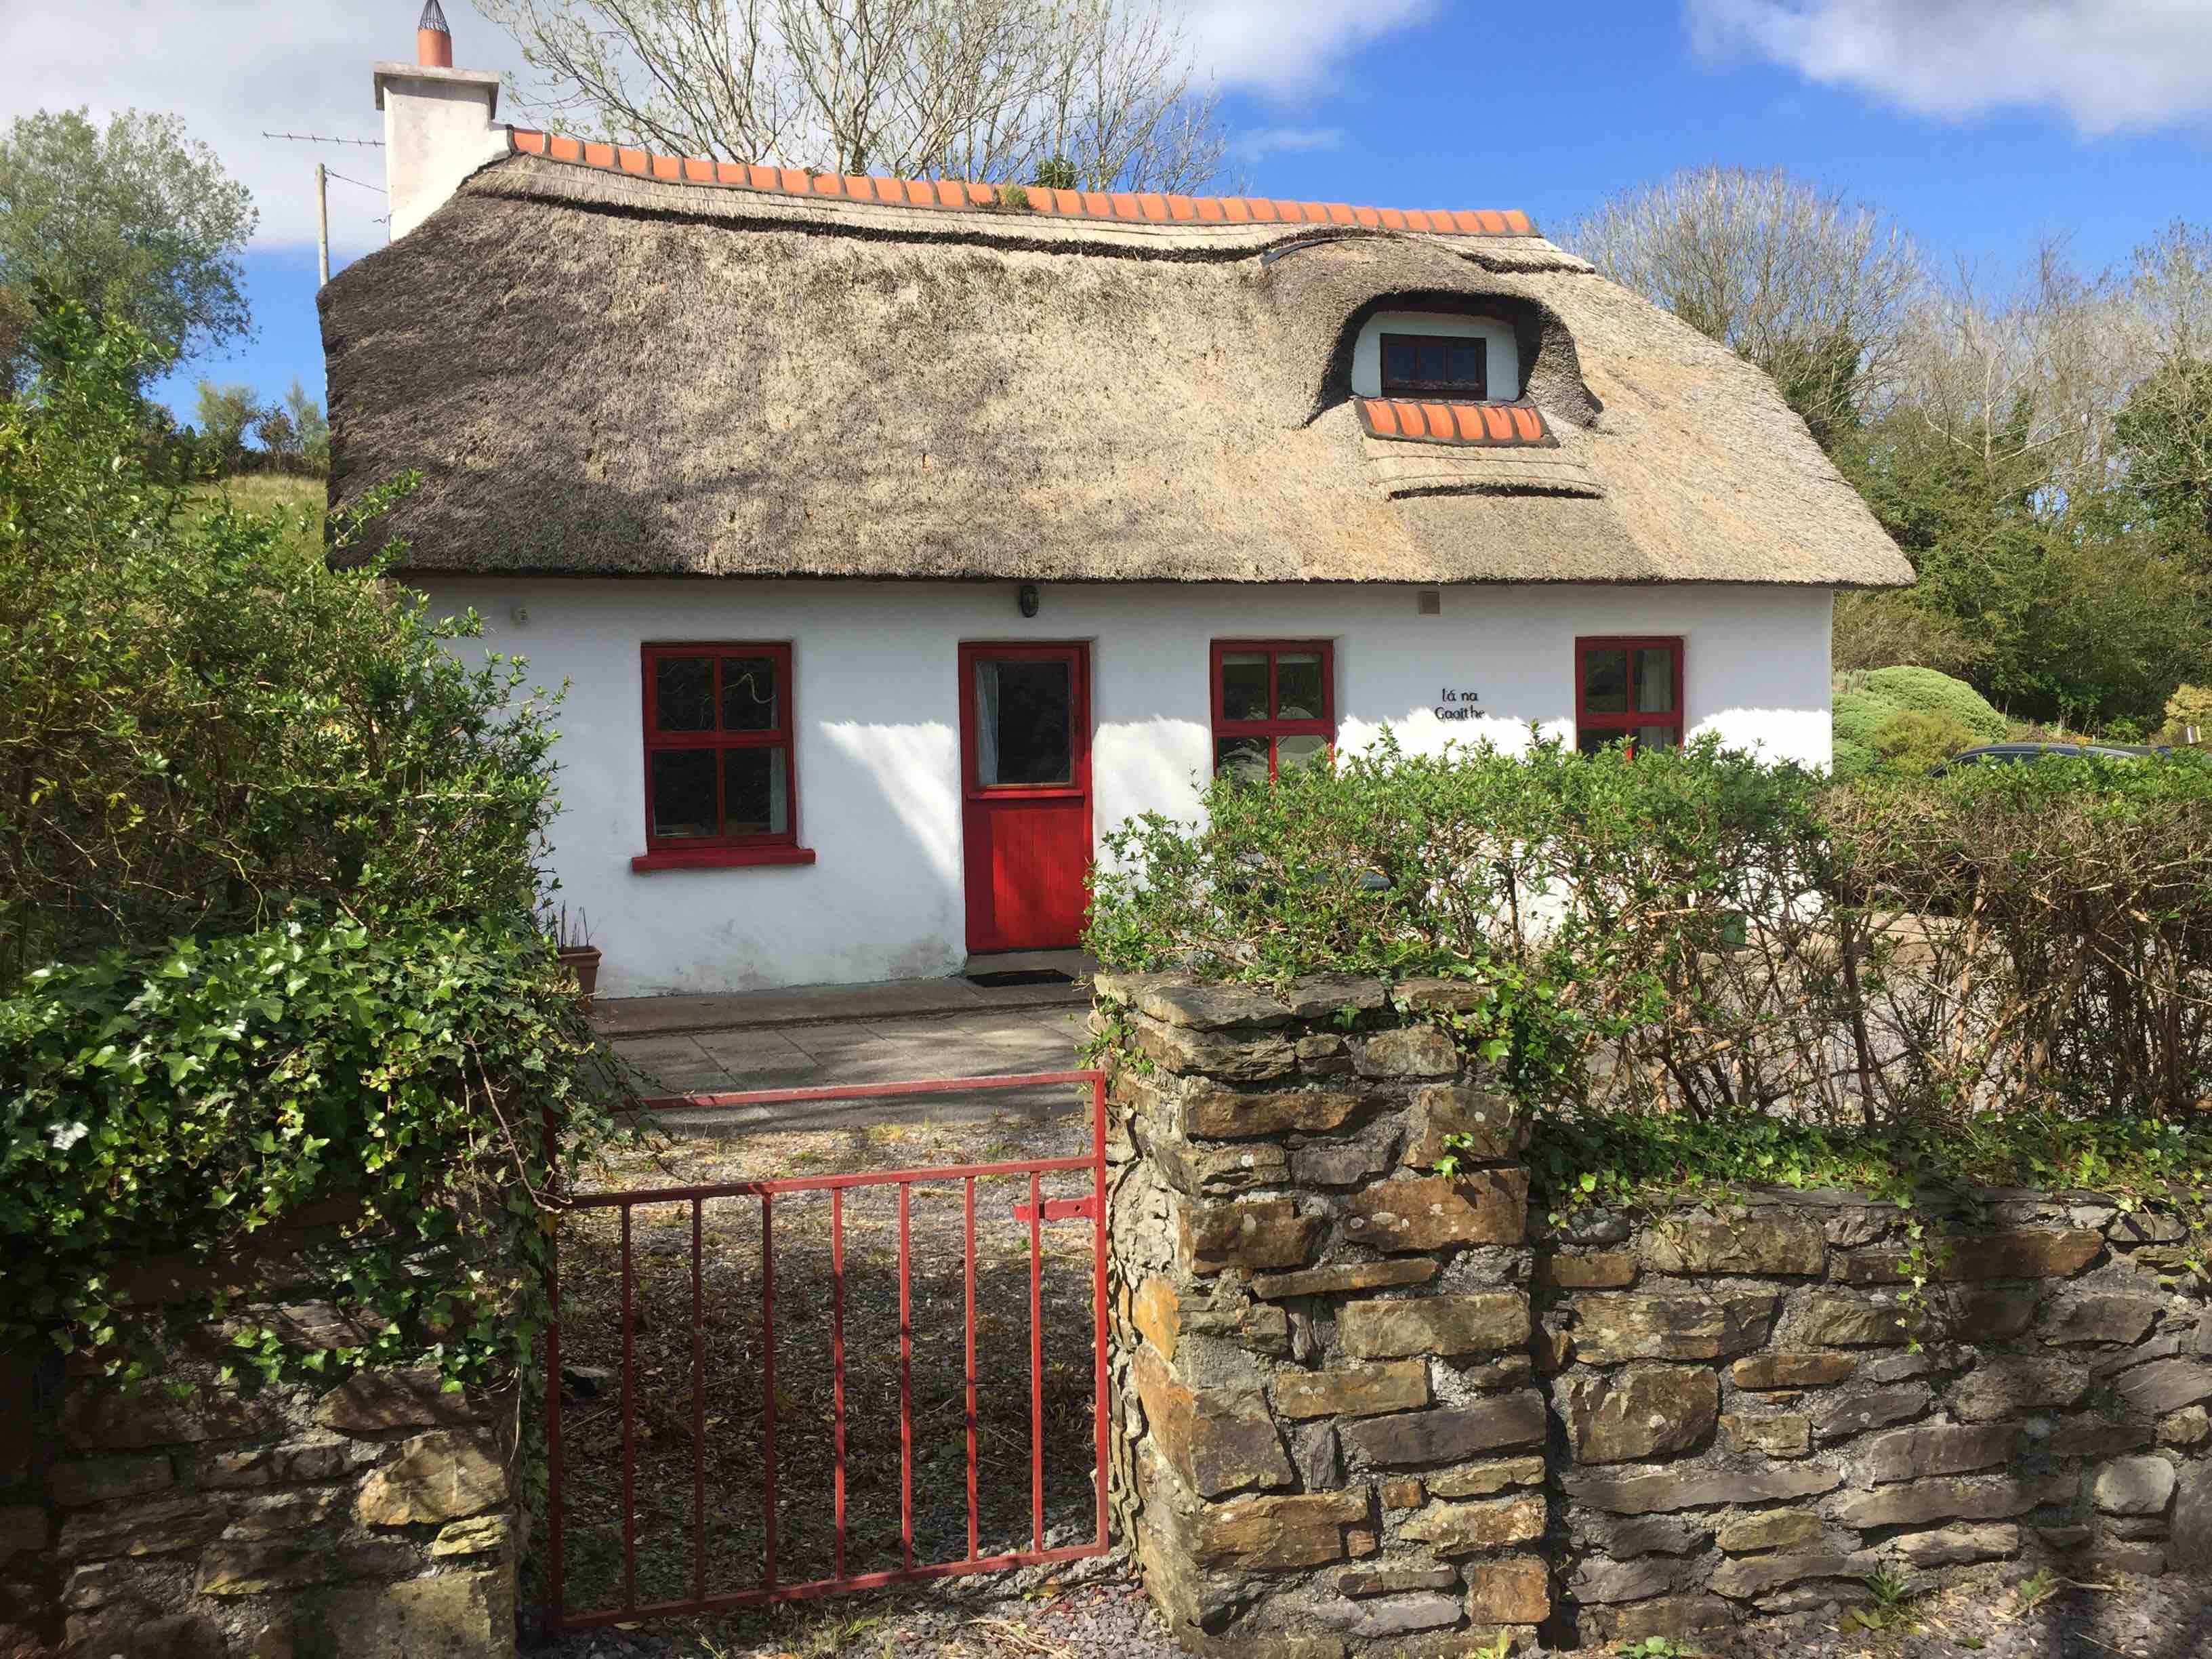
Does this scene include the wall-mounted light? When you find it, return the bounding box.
[1017,582,1040,618]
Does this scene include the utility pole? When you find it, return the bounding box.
[316,163,331,288]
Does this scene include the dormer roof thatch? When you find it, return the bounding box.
[319,136,1914,589]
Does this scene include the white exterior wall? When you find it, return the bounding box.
[416,579,1835,997]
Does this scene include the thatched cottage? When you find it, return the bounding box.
[328,18,1912,998]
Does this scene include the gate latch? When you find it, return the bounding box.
[1012,1195,1099,1223]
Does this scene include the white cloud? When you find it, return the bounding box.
[1685,0,2212,134]
[1,2,1425,255]
[1176,0,1434,97]
[1232,124,1345,163]
[0,4,532,256]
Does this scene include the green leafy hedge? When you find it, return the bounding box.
[1089,734,2212,1126]
[0,918,622,1381]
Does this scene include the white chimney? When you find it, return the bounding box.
[373,1,506,241]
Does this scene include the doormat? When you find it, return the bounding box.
[964,968,1076,989]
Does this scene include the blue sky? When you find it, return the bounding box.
[40,0,2199,426]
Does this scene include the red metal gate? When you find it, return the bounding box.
[541,1069,1111,1633]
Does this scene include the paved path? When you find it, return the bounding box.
[606,1004,1094,1134]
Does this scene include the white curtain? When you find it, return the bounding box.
[975,661,1002,785]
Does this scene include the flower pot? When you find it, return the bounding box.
[556,945,602,1006]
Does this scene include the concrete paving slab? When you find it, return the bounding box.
[590,955,1097,1038]
[609,998,1092,1136]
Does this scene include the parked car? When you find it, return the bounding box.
[1931,741,2193,775]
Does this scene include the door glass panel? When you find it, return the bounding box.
[723,747,789,834]
[977,658,1072,786]
[1219,652,1269,723]
[1274,653,1324,721]
[1635,647,1675,714]
[653,655,715,732]
[721,655,779,731]
[1276,734,1328,774]
[1582,647,1629,714]
[649,749,718,836]
[1214,735,1271,783]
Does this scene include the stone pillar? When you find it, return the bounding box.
[1098,972,1547,1658]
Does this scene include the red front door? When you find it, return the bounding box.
[959,641,1092,954]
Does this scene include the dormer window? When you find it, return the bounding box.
[1380,333,1488,400]
[1353,312,1519,403]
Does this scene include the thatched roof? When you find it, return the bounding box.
[321,136,1913,588]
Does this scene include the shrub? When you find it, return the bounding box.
[0,307,556,978]
[1870,709,1977,774]
[1088,735,2212,1126]
[2163,683,2212,745]
[1834,665,2004,778]
[0,918,623,1379]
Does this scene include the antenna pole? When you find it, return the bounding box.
[316,164,331,287]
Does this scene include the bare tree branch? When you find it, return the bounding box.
[476,0,1227,190]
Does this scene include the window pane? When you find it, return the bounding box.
[1219,651,1269,724]
[654,655,715,732]
[977,659,1071,786]
[1276,734,1328,773]
[1274,653,1325,720]
[723,747,789,836]
[1582,647,1629,714]
[1636,724,1681,750]
[1382,339,1416,386]
[1448,342,1483,387]
[649,749,718,837]
[1635,647,1675,714]
[1577,729,1622,757]
[722,655,779,731]
[1417,340,1448,382]
[1214,735,1271,783]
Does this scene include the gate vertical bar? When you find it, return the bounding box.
[964,1175,978,1561]
[621,1202,636,1611]
[1028,1168,1044,1554]
[898,1181,914,1571]
[761,1192,778,1590]
[831,1186,846,1581]
[691,1196,705,1605]
[1090,1071,1110,1546]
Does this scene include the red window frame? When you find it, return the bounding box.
[1575,635,1684,755]
[1210,639,1336,781]
[632,642,816,872]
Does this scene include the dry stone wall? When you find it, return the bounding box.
[1096,973,2212,1657]
[0,1214,516,1659]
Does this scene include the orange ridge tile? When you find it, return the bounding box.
[501,128,1534,237]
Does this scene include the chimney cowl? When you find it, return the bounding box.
[417,0,453,67]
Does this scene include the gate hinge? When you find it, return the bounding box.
[1012,1195,1099,1223]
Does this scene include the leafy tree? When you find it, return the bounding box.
[0,108,256,388]
[192,379,260,471]
[2112,353,2212,567]
[478,0,1226,192]
[286,380,330,473]
[0,307,556,979]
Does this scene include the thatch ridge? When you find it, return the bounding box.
[321,154,1913,590]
